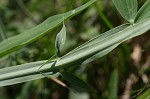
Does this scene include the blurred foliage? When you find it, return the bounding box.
[0,0,150,99]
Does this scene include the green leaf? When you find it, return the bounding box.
[135,0,150,23]
[0,60,60,86]
[70,24,129,53]
[0,72,60,87]
[136,89,150,99]
[108,69,118,99]
[55,23,66,56]
[84,44,118,63]
[61,71,92,92]
[0,0,96,58]
[112,0,138,23]
[70,24,129,63]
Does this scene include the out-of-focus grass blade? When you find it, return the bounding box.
[55,23,66,56]
[61,71,92,92]
[0,0,96,58]
[136,89,150,99]
[112,0,138,23]
[0,18,6,41]
[17,82,33,99]
[108,69,118,99]
[135,0,150,23]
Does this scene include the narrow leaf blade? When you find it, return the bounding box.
[0,72,60,87]
[83,44,119,63]
[0,60,60,86]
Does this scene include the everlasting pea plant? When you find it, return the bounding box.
[0,0,150,97]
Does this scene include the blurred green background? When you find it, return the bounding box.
[0,0,150,99]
